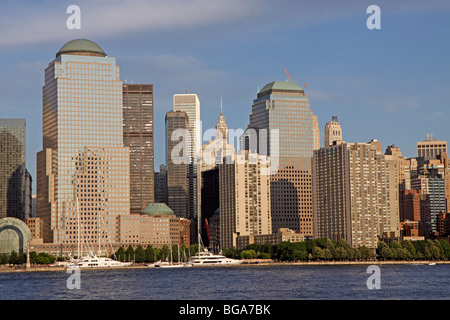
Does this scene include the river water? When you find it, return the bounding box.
[0,264,448,300]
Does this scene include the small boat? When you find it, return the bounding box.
[428,262,436,266]
[154,262,192,268]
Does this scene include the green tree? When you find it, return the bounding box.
[134,245,145,263]
[0,253,8,265]
[312,246,324,260]
[358,246,375,260]
[402,240,417,260]
[114,247,126,262]
[9,251,19,265]
[222,247,238,259]
[126,245,135,262]
[240,249,257,259]
[334,247,348,261]
[160,245,170,261]
[145,245,157,262]
[439,240,450,259]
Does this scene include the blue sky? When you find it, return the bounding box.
[0,0,449,192]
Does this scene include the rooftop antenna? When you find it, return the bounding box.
[220,95,223,114]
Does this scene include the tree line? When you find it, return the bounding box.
[113,244,202,263]
[0,251,56,265]
[222,238,450,262]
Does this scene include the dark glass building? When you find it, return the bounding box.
[123,84,155,213]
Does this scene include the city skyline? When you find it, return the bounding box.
[1,1,450,194]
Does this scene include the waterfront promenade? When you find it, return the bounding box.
[1,259,449,273]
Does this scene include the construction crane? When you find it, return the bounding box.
[283,67,293,82]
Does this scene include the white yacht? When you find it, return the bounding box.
[189,249,242,266]
[69,255,132,269]
[153,261,192,268]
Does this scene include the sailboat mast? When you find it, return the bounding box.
[77,198,80,259]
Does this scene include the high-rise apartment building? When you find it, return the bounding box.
[219,151,272,249]
[36,39,130,245]
[0,119,31,221]
[312,140,399,249]
[417,134,447,160]
[123,84,154,213]
[246,80,317,236]
[324,116,342,147]
[165,111,189,219]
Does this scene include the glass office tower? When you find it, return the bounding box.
[123,84,154,213]
[0,119,29,221]
[246,81,317,236]
[37,39,130,245]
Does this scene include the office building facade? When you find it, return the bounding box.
[165,111,189,218]
[0,119,30,221]
[36,39,130,244]
[246,81,317,236]
[123,84,154,213]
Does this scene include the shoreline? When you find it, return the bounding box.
[1,259,449,273]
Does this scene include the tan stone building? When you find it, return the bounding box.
[312,139,399,249]
[323,116,342,147]
[219,151,272,249]
[236,228,305,251]
[417,134,447,160]
[118,203,190,248]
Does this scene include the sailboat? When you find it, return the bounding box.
[68,199,132,269]
[154,243,192,268]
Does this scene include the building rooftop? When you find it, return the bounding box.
[257,81,304,98]
[140,203,175,216]
[56,39,106,58]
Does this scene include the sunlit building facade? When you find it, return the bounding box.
[246,81,317,236]
[36,39,130,245]
[0,119,29,221]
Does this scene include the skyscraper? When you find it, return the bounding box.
[0,119,30,221]
[165,110,189,219]
[36,39,130,245]
[324,116,342,147]
[246,80,317,236]
[173,93,201,241]
[312,140,399,249]
[219,151,272,249]
[123,84,154,213]
[154,164,168,205]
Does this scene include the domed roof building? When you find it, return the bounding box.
[56,39,107,57]
[140,203,175,216]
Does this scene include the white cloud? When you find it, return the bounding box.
[0,0,264,46]
[2,0,449,47]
